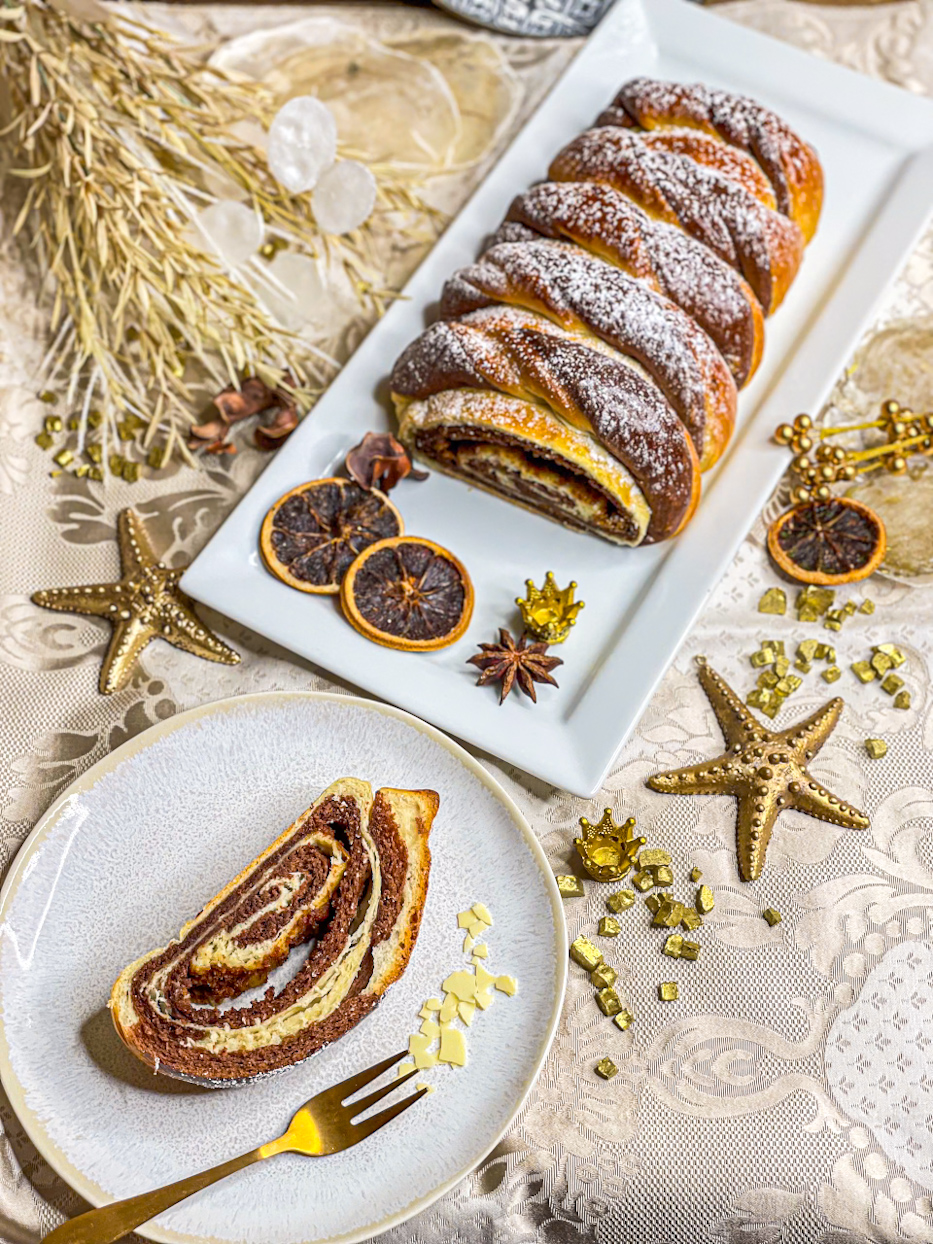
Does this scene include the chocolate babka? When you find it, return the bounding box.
[110,778,438,1085]
[389,76,822,546]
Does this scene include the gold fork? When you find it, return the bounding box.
[44,1051,424,1244]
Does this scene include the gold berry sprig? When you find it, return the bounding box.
[774,403,933,504]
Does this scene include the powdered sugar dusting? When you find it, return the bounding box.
[391,306,696,540]
[598,77,822,228]
[439,238,736,461]
[549,127,804,312]
[502,182,763,385]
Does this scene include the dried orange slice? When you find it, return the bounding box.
[340,536,474,651]
[767,497,886,585]
[260,478,403,594]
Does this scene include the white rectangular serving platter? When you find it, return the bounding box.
[183,0,933,797]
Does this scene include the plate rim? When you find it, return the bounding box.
[0,689,568,1244]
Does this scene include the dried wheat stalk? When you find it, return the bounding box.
[0,0,438,473]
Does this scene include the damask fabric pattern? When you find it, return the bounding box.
[2,3,933,1244]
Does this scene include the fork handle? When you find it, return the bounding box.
[43,1148,266,1244]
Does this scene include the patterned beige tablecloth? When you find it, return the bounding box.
[3,3,933,1242]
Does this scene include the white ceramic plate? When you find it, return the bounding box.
[0,693,566,1244]
[183,0,933,796]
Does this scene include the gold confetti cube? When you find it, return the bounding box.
[797,586,835,616]
[795,657,812,674]
[122,461,141,483]
[696,885,715,914]
[851,661,876,684]
[680,940,700,961]
[596,987,623,1017]
[613,1010,634,1032]
[747,690,774,710]
[34,432,54,450]
[822,666,842,684]
[652,899,685,929]
[88,466,104,482]
[750,649,772,669]
[881,674,904,695]
[658,982,679,1002]
[864,738,887,759]
[662,934,683,958]
[823,614,843,632]
[591,963,617,990]
[797,640,819,661]
[774,656,790,678]
[874,644,906,667]
[842,600,858,617]
[759,699,781,719]
[762,908,782,926]
[894,690,911,710]
[767,640,786,657]
[797,607,821,623]
[44,415,63,434]
[570,937,603,972]
[598,916,621,938]
[859,599,875,614]
[681,910,703,933]
[652,865,674,886]
[556,875,585,898]
[639,849,672,868]
[757,671,779,690]
[644,893,662,914]
[86,442,103,464]
[689,867,702,882]
[606,889,635,913]
[53,449,73,467]
[870,652,893,676]
[824,647,837,664]
[632,869,654,892]
[758,588,787,615]
[595,1057,619,1080]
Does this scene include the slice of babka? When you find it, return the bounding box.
[110,777,438,1085]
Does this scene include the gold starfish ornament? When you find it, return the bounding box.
[646,658,869,881]
[32,508,240,694]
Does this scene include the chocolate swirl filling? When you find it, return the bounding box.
[110,778,438,1085]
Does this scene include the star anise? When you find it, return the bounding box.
[467,628,562,705]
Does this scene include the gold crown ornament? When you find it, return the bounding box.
[516,572,585,644]
[574,809,645,882]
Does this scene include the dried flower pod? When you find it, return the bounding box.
[255,404,300,451]
[345,431,428,493]
[213,377,279,425]
[188,416,229,445]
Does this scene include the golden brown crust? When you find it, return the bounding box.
[496,182,765,388]
[549,127,804,314]
[391,306,700,542]
[597,77,823,243]
[439,238,736,470]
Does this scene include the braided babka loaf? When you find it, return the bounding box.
[390,77,822,546]
[110,778,438,1085]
